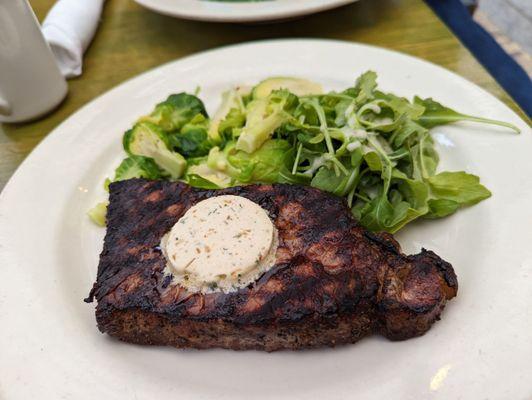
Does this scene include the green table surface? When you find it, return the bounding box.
[0,0,527,191]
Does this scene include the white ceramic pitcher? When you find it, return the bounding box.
[0,0,67,123]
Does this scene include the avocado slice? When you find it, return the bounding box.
[252,77,323,99]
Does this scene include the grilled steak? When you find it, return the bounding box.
[86,179,457,351]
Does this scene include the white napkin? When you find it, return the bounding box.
[42,0,106,78]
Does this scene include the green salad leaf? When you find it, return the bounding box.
[124,121,186,179]
[427,171,492,206]
[426,199,460,219]
[218,107,246,139]
[91,72,517,230]
[114,155,163,181]
[415,97,520,132]
[229,139,292,183]
[209,87,250,143]
[204,139,291,184]
[168,114,212,158]
[236,90,298,153]
[344,70,377,104]
[141,93,208,132]
[87,201,108,227]
[185,174,221,189]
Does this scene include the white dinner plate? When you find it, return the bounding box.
[134,0,358,22]
[0,39,531,400]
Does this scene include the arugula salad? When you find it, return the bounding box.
[89,72,518,232]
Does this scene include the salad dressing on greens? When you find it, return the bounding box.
[89,72,519,233]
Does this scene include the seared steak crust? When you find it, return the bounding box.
[87,179,457,351]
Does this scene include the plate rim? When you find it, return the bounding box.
[133,0,359,22]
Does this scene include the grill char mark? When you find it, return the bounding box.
[88,179,458,351]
